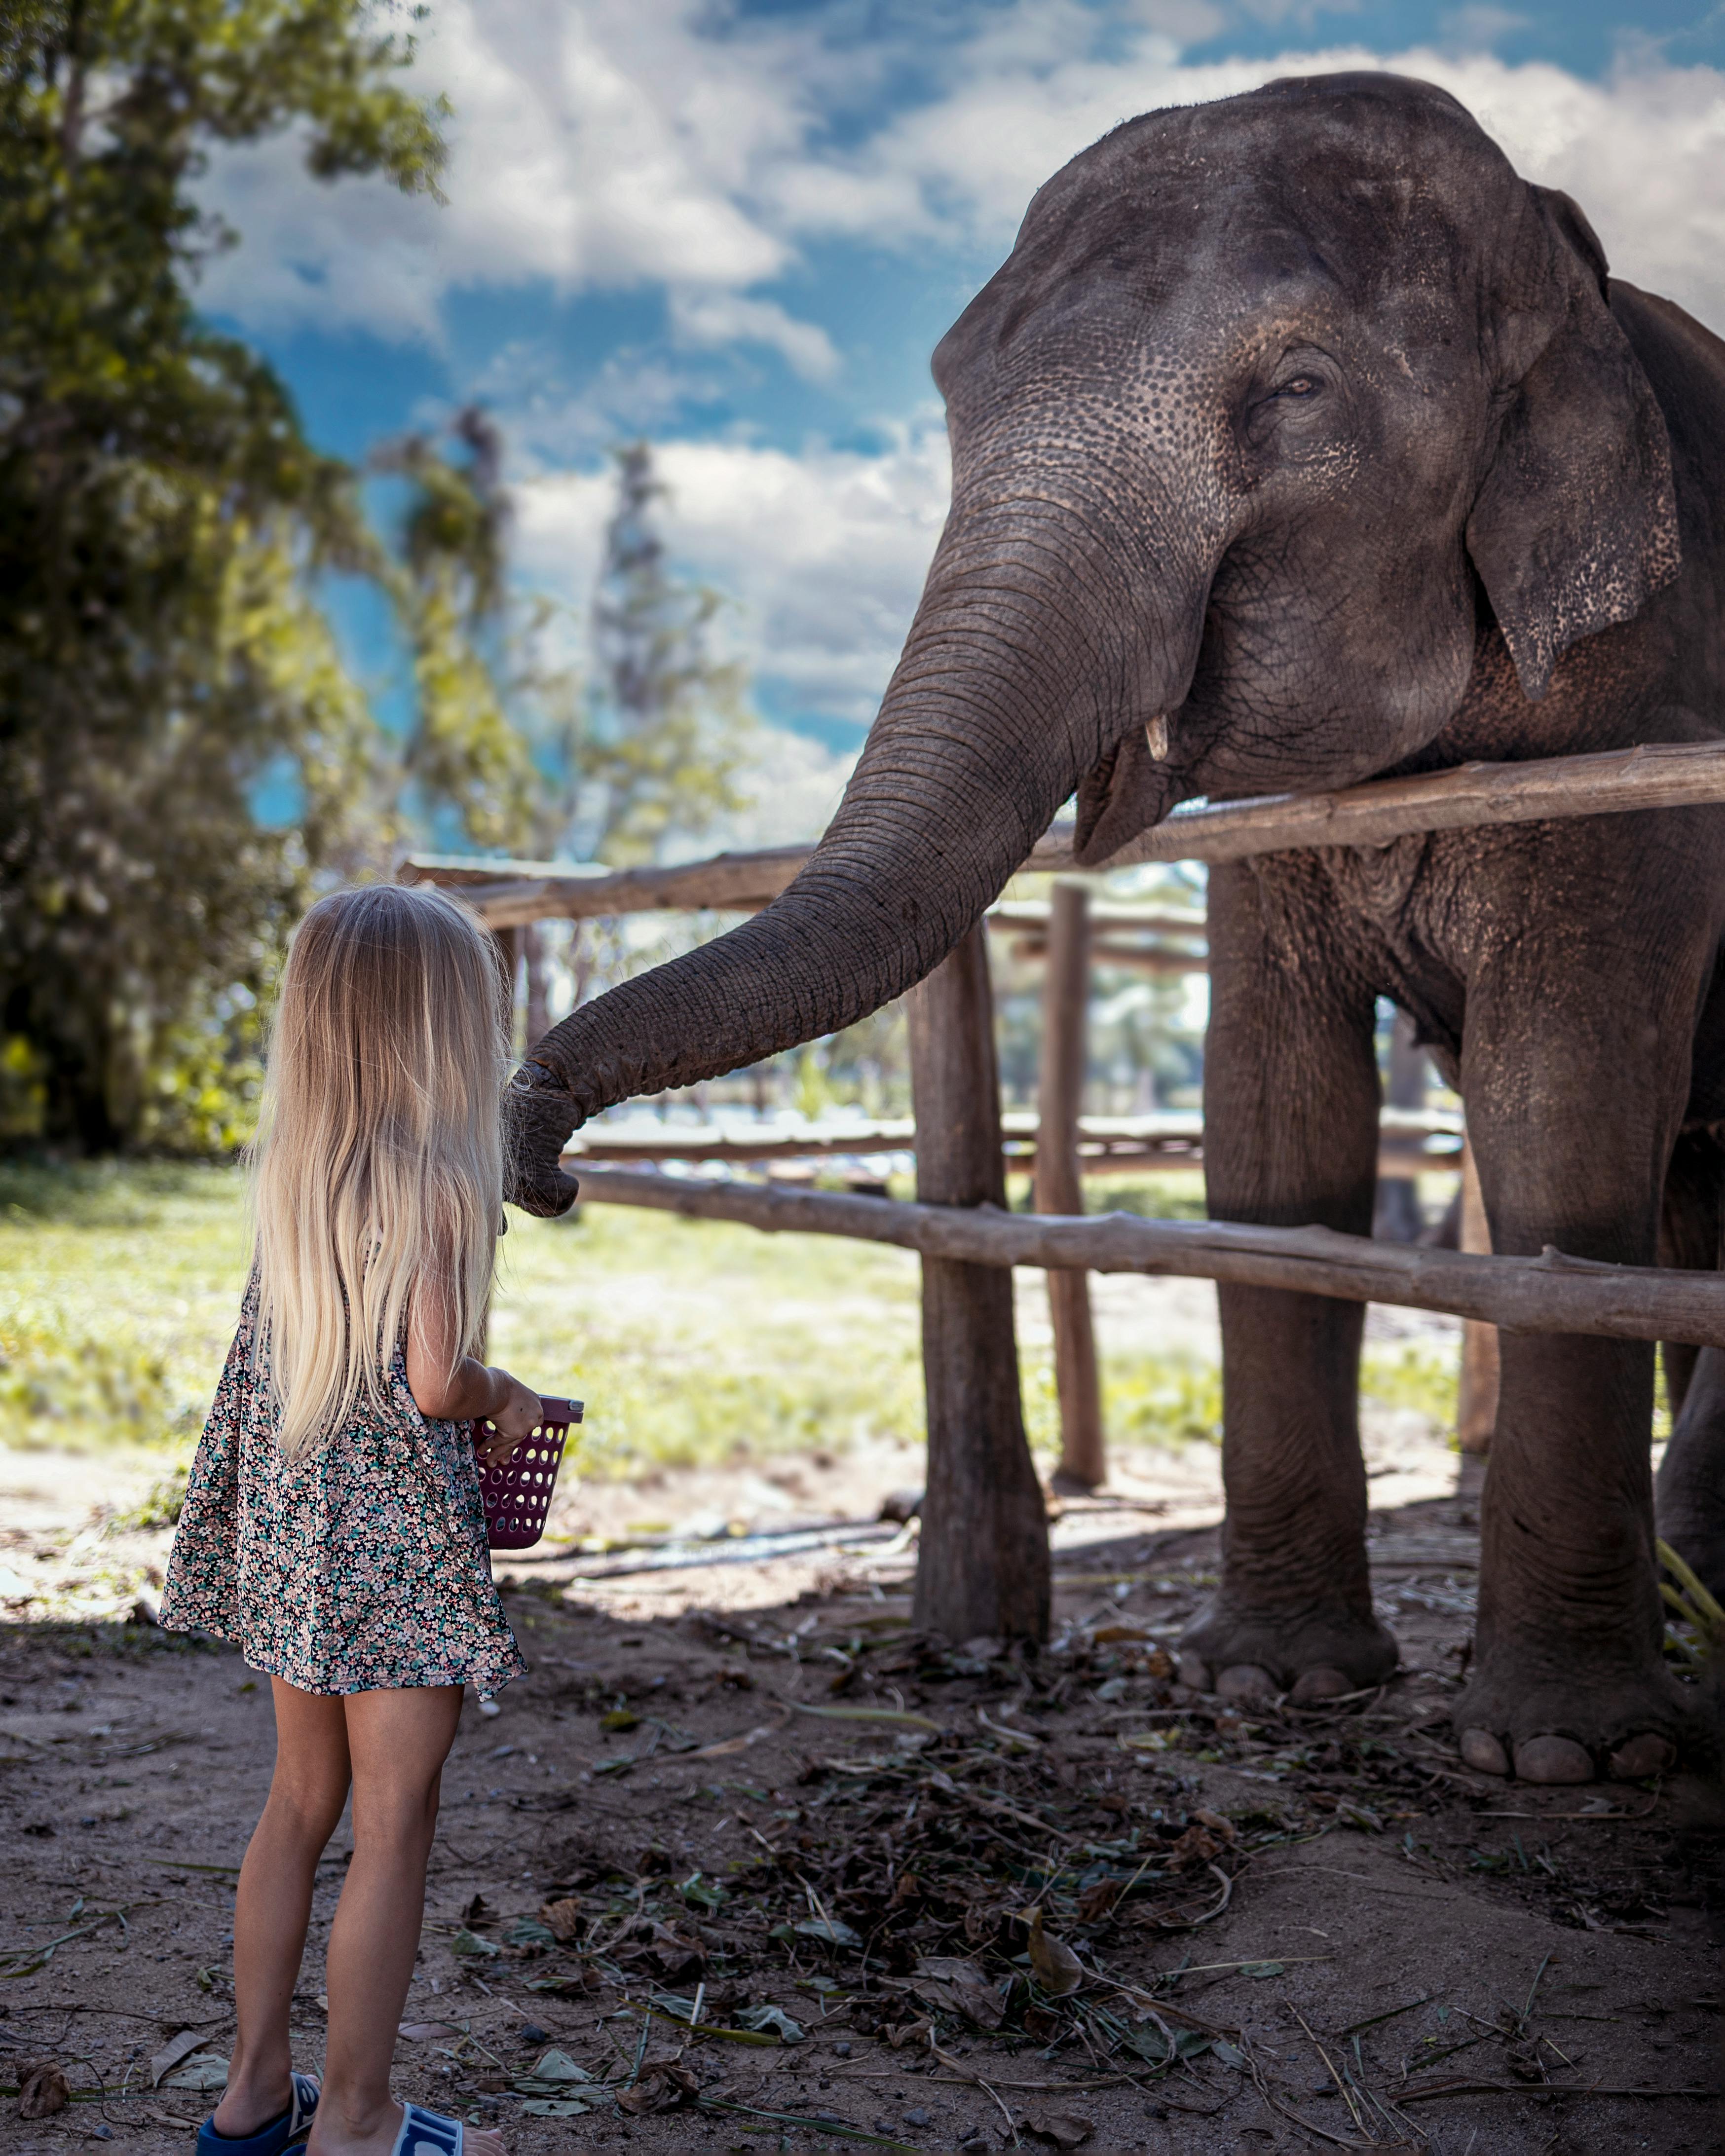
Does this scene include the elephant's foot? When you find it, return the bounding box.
[1176,1599,1398,1702]
[1454,1654,1711,1784]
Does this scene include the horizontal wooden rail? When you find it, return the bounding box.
[1005,934,1208,974]
[403,740,1725,922]
[988,902,1206,935]
[562,1108,1460,1171]
[569,1139,1448,1176]
[1030,737,1725,870]
[400,846,809,926]
[567,1165,1725,1346]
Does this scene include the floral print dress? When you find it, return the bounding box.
[160,1283,525,1697]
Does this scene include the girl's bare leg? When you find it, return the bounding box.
[214,1680,351,2137]
[307,1686,502,2156]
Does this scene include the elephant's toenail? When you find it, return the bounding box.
[1176,1653,1212,1693]
[1608,1733,1676,1780]
[1459,1728,1509,1775]
[1513,1735,1595,1784]
[1290,1666,1351,1704]
[1216,1664,1278,1702]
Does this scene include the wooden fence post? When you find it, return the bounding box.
[1457,1138,1500,1453]
[1373,1011,1428,1243]
[523,922,550,1050]
[492,925,523,1056]
[906,924,1051,1642]
[1035,883,1106,1491]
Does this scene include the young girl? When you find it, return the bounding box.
[162,884,549,2156]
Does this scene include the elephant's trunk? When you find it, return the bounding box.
[508,467,1214,1213]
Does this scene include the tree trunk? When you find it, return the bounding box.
[1035,883,1105,1490]
[1457,1137,1500,1453]
[907,925,1050,1642]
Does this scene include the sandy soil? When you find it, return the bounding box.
[2,1418,1720,2156]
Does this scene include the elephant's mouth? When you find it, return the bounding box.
[1073,722,1188,866]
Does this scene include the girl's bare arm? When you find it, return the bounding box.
[407,1283,541,1461]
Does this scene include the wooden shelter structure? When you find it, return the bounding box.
[402,738,1725,1638]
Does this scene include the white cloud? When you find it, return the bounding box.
[194,0,1725,352]
[765,19,1725,332]
[705,727,859,853]
[667,291,840,382]
[195,0,814,339]
[512,418,953,732]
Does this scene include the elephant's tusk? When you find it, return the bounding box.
[1146,713,1171,760]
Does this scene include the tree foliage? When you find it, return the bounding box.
[371,408,537,853]
[582,442,753,868]
[0,2,462,1150]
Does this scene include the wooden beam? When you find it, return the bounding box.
[558,1105,1457,1165]
[558,1135,1448,1178]
[904,926,1050,1643]
[1008,934,1208,974]
[1029,739,1725,870]
[562,1166,1725,1349]
[400,845,810,926]
[1035,884,1106,1492]
[989,902,1206,935]
[404,741,1725,924]
[554,1112,1459,1180]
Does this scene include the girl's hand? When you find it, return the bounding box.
[475,1371,543,1465]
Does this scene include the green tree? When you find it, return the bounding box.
[0,1,445,1151]
[583,442,753,868]
[371,407,538,853]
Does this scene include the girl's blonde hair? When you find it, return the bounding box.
[250,883,511,1459]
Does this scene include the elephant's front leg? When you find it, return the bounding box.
[1178,860,1399,1704]
[1457,943,1705,1785]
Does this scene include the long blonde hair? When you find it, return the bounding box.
[250,883,511,1459]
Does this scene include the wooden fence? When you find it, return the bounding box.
[403,737,1725,1638]
[559,1106,1459,1179]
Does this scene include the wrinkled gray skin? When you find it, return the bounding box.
[513,73,1725,1783]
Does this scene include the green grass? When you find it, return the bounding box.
[490,1202,930,1478]
[1358,1344,1460,1428]
[0,1162,1464,1473]
[0,1161,250,1453]
[0,1164,939,1472]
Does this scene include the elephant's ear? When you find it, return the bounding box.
[1465,186,1680,703]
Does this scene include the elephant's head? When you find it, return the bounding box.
[509,70,1678,1212]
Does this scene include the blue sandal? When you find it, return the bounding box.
[389,2101,467,2156]
[197,2073,319,2156]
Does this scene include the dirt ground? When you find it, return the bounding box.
[3,1428,1722,2156]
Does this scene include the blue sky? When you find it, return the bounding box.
[200,0,1725,841]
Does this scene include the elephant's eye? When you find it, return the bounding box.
[1276,375,1318,398]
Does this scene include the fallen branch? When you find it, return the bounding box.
[569,1168,1725,1348]
[1397,2078,1716,2102]
[925,1770,1080,1846]
[1239,2043,1381,2151]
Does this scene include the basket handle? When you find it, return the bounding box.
[537,1396,584,1428]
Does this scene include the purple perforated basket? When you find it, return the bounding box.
[474,1395,582,1551]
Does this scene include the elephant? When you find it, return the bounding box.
[509,72,1725,1784]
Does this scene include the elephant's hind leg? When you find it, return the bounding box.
[1656,1128,1725,1605]
[1177,859,1398,1703]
